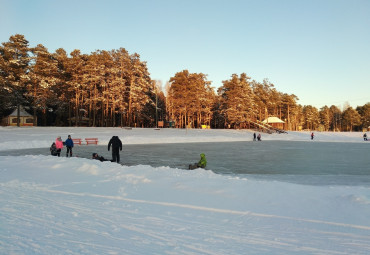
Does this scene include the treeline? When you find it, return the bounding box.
[1,34,369,131]
[0,34,159,127]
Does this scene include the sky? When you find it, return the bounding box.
[1,0,369,109]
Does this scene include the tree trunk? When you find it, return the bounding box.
[17,104,20,127]
[75,91,79,127]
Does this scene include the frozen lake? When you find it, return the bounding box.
[2,140,369,186]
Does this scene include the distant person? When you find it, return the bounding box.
[108,136,123,163]
[65,135,74,157]
[55,136,64,157]
[364,133,368,141]
[92,153,109,162]
[311,132,314,140]
[253,133,256,141]
[257,133,261,141]
[189,153,207,170]
[50,142,57,156]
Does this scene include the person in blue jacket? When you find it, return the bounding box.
[65,135,74,157]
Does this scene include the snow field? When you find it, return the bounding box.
[1,127,370,254]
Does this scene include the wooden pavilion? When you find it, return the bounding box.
[262,116,285,129]
[2,106,36,126]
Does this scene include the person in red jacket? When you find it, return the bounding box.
[55,136,64,157]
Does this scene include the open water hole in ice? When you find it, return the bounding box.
[1,141,369,186]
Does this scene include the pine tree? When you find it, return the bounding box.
[319,106,331,131]
[218,73,255,128]
[0,47,9,118]
[53,48,72,126]
[28,44,60,125]
[268,88,282,117]
[197,77,215,127]
[168,70,194,128]
[0,34,31,126]
[168,70,213,128]
[128,54,153,127]
[280,93,299,131]
[67,49,87,126]
[302,105,320,130]
[109,50,154,127]
[342,107,361,131]
[356,103,370,130]
[294,104,304,131]
[329,105,342,131]
[110,48,130,126]
[252,79,271,121]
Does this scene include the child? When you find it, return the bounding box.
[50,142,57,156]
[189,153,207,170]
[257,133,261,141]
[55,136,64,157]
[65,135,74,157]
[92,153,109,162]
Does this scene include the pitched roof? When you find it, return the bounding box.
[8,106,32,117]
[262,116,285,124]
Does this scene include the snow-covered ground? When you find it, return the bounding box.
[1,127,370,254]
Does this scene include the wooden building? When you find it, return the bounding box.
[262,116,285,129]
[2,106,36,126]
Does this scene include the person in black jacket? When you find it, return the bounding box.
[50,142,58,156]
[108,136,122,163]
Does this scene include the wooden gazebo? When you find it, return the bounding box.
[262,116,285,129]
[2,106,36,126]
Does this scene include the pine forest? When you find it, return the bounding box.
[1,34,369,131]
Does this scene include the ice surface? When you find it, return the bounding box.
[1,140,369,186]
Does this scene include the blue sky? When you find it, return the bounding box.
[1,0,369,108]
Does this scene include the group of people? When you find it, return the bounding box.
[253,133,262,141]
[92,136,123,163]
[50,135,123,163]
[50,134,208,170]
[50,135,74,157]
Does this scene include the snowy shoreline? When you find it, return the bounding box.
[0,126,367,151]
